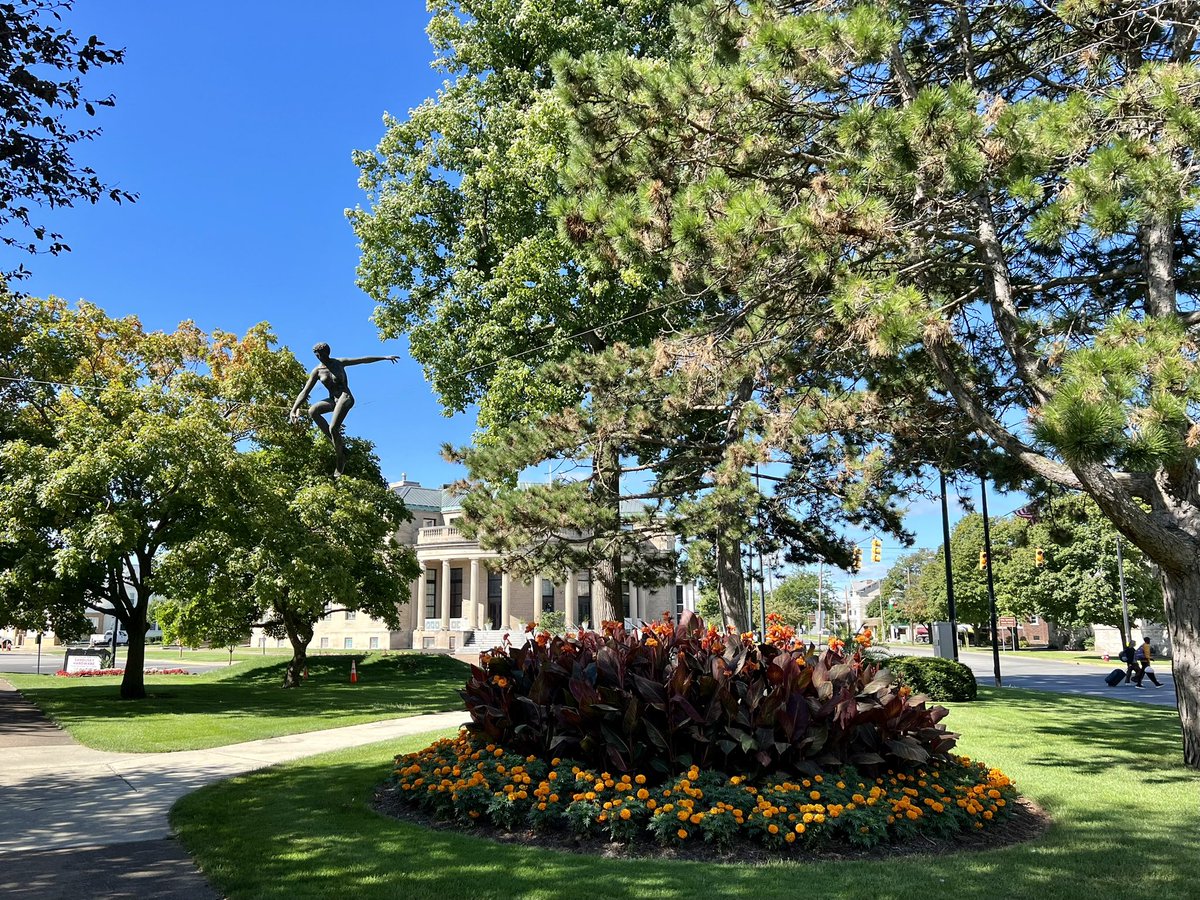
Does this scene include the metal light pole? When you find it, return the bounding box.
[1116,535,1131,642]
[939,471,960,660]
[817,563,824,644]
[980,478,1002,687]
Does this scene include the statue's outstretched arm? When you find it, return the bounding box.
[289,370,319,423]
[340,355,400,366]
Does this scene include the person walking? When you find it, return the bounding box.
[1133,637,1163,688]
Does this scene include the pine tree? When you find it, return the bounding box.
[557,1,1200,766]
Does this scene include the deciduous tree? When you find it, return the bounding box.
[0,0,134,279]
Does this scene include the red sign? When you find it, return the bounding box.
[997,616,1018,628]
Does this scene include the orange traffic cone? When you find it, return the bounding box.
[350,659,358,684]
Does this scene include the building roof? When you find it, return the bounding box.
[391,483,447,511]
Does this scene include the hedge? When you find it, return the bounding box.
[886,655,978,702]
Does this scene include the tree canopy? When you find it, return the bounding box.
[0,0,134,279]
[552,0,1200,766]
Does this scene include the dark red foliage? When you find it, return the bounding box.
[461,612,957,779]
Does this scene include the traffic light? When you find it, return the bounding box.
[870,538,882,563]
[979,550,988,570]
[851,546,863,572]
[1034,547,1046,567]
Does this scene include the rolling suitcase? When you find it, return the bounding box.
[1105,668,1125,687]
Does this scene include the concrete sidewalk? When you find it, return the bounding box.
[0,680,465,896]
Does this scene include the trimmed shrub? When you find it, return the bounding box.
[887,656,978,702]
[461,612,958,779]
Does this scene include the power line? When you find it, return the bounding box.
[450,293,699,379]
[0,374,297,412]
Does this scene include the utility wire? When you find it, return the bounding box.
[0,292,702,408]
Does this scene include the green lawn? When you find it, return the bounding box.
[7,652,466,752]
[171,688,1198,900]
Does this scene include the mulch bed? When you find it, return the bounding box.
[373,785,1051,864]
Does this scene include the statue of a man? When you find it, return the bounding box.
[289,342,399,476]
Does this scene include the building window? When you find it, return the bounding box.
[423,518,437,527]
[451,567,464,618]
[345,610,356,622]
[369,636,380,650]
[487,570,502,627]
[577,571,591,626]
[622,582,630,620]
[542,579,556,613]
[319,637,329,649]
[425,568,437,620]
[676,584,685,618]
[344,637,353,649]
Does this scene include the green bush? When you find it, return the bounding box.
[886,655,977,702]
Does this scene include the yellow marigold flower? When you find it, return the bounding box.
[620,808,632,820]
[785,832,796,843]
[647,799,657,810]
[768,824,779,834]
[677,829,688,840]
[809,791,821,800]
[795,823,806,834]
[637,789,650,800]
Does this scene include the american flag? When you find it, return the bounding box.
[1013,503,1040,523]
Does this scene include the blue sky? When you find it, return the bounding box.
[12,2,1024,591]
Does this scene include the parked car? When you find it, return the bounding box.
[90,629,128,647]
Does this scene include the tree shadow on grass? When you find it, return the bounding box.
[173,728,1200,900]
[14,653,468,730]
[966,688,1190,785]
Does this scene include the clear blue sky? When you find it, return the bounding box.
[13,1,1024,588]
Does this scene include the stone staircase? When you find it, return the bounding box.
[461,629,530,651]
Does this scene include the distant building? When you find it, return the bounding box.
[255,475,700,654]
[846,579,882,633]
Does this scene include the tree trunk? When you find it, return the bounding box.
[590,441,625,624]
[117,589,149,700]
[1161,567,1200,768]
[715,532,748,632]
[281,607,313,689]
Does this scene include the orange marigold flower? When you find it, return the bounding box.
[677,829,688,840]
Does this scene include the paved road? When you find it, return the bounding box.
[895,645,1177,707]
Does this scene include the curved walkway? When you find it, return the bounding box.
[0,679,464,898]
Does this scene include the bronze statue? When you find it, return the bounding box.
[289,342,399,476]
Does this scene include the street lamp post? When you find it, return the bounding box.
[980,478,1002,687]
[939,471,960,661]
[1116,535,1131,642]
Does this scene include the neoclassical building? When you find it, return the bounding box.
[302,476,699,653]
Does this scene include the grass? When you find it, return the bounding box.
[171,688,1199,900]
[6,652,467,752]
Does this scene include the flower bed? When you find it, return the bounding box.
[390,732,1018,851]
[385,613,1023,855]
[462,612,956,778]
[54,667,193,677]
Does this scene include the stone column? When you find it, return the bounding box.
[501,572,511,630]
[411,570,424,634]
[565,571,578,629]
[441,559,452,631]
[469,559,481,629]
[533,573,543,622]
